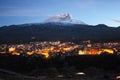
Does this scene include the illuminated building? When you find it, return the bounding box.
[102,49,114,54]
[78,50,85,55]
[27,51,34,55]
[12,51,20,56]
[9,47,16,52]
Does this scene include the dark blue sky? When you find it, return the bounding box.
[0,0,120,27]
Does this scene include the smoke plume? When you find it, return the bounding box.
[46,13,72,22]
[45,13,86,24]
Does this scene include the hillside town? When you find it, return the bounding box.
[0,40,120,58]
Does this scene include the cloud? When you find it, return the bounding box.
[45,13,86,24]
[46,13,72,22]
[112,19,120,23]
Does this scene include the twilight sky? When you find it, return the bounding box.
[0,0,120,27]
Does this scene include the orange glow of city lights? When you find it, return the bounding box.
[88,49,101,55]
[63,47,72,51]
[41,52,49,58]
[12,52,20,56]
[102,49,114,54]
[27,51,34,55]
[78,50,85,55]
[9,47,16,52]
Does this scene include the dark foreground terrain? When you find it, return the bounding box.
[0,54,120,80]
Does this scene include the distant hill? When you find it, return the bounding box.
[0,22,120,44]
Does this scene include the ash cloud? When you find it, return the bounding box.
[45,13,86,24]
[46,13,72,22]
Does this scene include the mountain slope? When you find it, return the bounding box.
[0,23,120,43]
